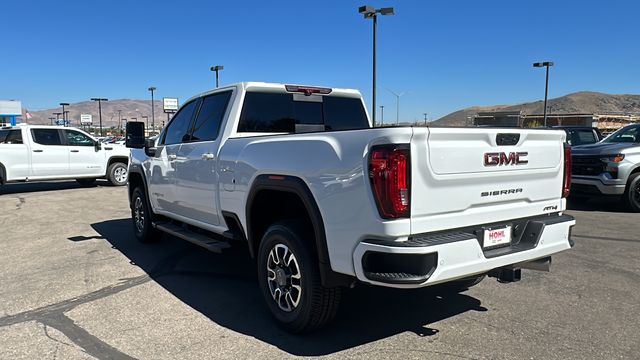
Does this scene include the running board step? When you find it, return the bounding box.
[155,223,231,253]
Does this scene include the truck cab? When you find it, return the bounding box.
[0,125,130,188]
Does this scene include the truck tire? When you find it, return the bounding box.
[76,178,97,186]
[131,187,160,243]
[257,220,341,333]
[107,162,128,186]
[624,173,640,212]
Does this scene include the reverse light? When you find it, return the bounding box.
[368,145,411,219]
[563,144,571,198]
[600,154,625,163]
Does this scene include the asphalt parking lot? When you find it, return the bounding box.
[0,182,638,360]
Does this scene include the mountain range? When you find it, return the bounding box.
[432,92,640,126]
[26,99,168,128]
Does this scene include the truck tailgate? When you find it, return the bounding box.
[410,127,566,234]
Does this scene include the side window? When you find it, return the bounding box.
[5,130,23,144]
[31,129,63,146]
[65,130,94,146]
[0,130,8,143]
[162,100,199,145]
[188,91,232,142]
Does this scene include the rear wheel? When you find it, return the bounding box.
[131,187,160,243]
[624,173,640,212]
[257,220,341,333]
[107,162,128,186]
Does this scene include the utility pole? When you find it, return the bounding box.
[91,98,108,136]
[380,105,385,126]
[423,113,428,125]
[148,87,156,135]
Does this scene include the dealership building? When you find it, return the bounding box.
[0,100,22,126]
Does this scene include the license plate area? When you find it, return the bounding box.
[483,225,512,249]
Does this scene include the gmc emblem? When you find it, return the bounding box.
[484,152,528,166]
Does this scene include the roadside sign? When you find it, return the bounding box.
[80,114,93,125]
[163,98,179,112]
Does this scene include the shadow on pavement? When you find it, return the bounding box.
[86,218,487,356]
[566,196,630,213]
[0,180,109,196]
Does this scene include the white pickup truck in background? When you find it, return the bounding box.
[0,125,130,189]
[126,82,576,332]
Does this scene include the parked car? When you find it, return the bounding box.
[0,125,130,189]
[551,126,603,147]
[126,82,575,332]
[571,123,640,210]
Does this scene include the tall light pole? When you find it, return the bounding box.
[386,88,404,125]
[53,112,62,125]
[148,87,156,135]
[117,110,122,135]
[91,98,108,136]
[48,117,55,125]
[358,5,395,127]
[533,61,554,126]
[59,103,69,126]
[380,105,385,126]
[210,65,224,88]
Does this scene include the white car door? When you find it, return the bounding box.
[0,129,29,180]
[148,99,200,216]
[175,91,233,226]
[63,129,105,176]
[29,128,69,177]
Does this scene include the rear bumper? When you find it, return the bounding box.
[352,214,575,288]
[571,175,626,195]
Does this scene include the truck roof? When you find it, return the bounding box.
[185,82,363,105]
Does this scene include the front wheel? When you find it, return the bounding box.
[107,162,128,186]
[131,187,160,243]
[257,220,341,333]
[624,173,640,212]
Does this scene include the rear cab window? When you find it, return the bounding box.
[31,129,63,145]
[237,90,369,134]
[0,129,23,144]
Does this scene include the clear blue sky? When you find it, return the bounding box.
[2,0,639,121]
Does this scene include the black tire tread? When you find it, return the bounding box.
[258,220,341,333]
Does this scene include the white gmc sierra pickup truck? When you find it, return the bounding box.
[0,125,130,189]
[125,82,576,332]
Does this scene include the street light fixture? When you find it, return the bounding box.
[148,87,156,135]
[358,5,395,127]
[59,103,69,126]
[91,98,108,136]
[210,65,224,88]
[533,61,554,126]
[53,112,62,124]
[386,88,405,125]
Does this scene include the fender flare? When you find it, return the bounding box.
[245,174,353,287]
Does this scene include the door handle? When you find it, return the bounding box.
[168,154,177,161]
[70,150,79,153]
[201,153,215,160]
[33,149,43,153]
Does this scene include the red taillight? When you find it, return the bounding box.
[369,145,411,219]
[563,144,571,198]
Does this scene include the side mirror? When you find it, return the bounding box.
[94,141,102,151]
[126,122,146,148]
[144,138,157,157]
